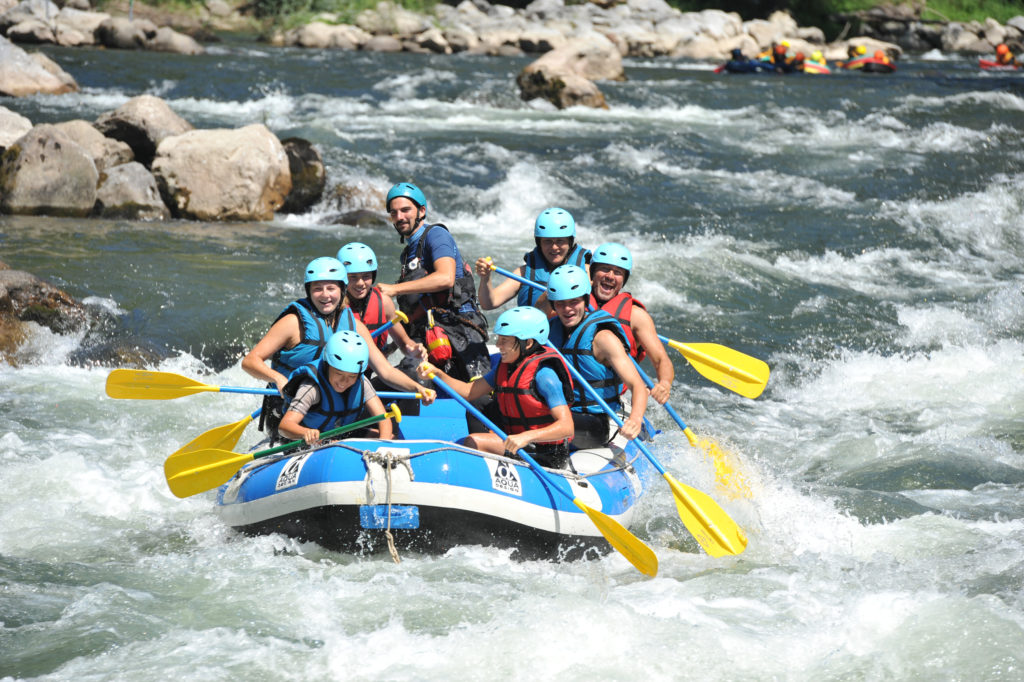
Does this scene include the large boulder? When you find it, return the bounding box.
[94,161,169,220]
[95,16,157,49]
[0,264,88,363]
[0,105,32,151]
[94,94,193,167]
[279,137,325,214]
[517,66,608,110]
[146,26,204,54]
[0,35,77,96]
[0,124,97,217]
[52,119,133,171]
[0,0,58,34]
[152,123,292,221]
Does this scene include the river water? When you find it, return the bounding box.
[2,42,1023,680]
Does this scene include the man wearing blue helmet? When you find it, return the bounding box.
[377,182,489,383]
[418,306,575,468]
[589,242,675,404]
[475,207,591,315]
[546,264,648,448]
[279,330,394,444]
[242,256,433,443]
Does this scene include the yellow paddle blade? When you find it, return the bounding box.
[668,341,769,399]
[698,437,753,500]
[164,447,256,498]
[573,498,659,577]
[106,369,217,400]
[171,414,255,457]
[664,473,747,557]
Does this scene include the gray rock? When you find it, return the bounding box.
[279,137,325,214]
[0,105,32,151]
[94,94,192,167]
[0,264,88,363]
[0,124,97,217]
[0,34,76,96]
[52,119,133,171]
[95,16,157,49]
[94,161,169,220]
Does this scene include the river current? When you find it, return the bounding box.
[2,42,1024,680]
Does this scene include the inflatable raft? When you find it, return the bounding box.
[215,398,655,561]
[841,57,896,73]
[979,58,1020,71]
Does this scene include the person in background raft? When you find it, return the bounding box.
[376,182,490,383]
[242,256,432,442]
[588,243,675,405]
[546,264,648,449]
[279,330,394,444]
[839,44,867,67]
[418,306,575,468]
[995,43,1019,66]
[475,207,591,316]
[337,241,419,358]
[808,50,826,67]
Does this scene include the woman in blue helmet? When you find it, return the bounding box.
[546,264,648,449]
[377,182,490,383]
[475,207,591,316]
[279,330,394,444]
[588,242,675,404]
[337,241,418,357]
[243,256,433,442]
[418,306,575,468]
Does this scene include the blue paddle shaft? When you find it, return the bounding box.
[428,374,576,504]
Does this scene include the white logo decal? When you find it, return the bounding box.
[485,458,522,497]
[276,452,312,491]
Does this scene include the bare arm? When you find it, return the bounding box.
[593,328,649,440]
[358,319,437,404]
[380,291,421,357]
[503,404,573,453]
[241,314,300,394]
[364,394,393,440]
[416,361,492,402]
[630,307,674,404]
[474,257,521,311]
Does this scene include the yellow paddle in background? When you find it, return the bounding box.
[657,335,769,400]
[164,405,402,498]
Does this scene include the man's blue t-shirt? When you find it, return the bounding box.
[406,224,466,275]
[483,365,567,409]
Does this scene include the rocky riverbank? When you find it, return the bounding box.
[0,94,325,221]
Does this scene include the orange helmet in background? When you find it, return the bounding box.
[996,44,1009,55]
[874,50,885,60]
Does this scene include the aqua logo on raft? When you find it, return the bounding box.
[485,457,522,497]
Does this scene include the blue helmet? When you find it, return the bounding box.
[323,330,369,374]
[494,306,549,345]
[591,242,632,283]
[304,257,348,286]
[337,242,378,275]
[534,207,576,240]
[546,265,591,302]
[386,182,427,212]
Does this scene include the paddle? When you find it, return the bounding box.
[106,369,419,401]
[629,358,752,500]
[549,346,747,557]
[657,335,769,399]
[371,311,408,339]
[172,408,261,457]
[164,404,402,498]
[427,371,658,577]
[484,259,769,398]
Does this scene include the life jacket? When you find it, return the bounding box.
[518,244,591,307]
[283,360,365,432]
[349,286,388,352]
[270,300,357,377]
[396,223,480,324]
[494,346,575,439]
[588,291,647,362]
[548,309,630,414]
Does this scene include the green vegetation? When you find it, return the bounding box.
[671,0,1022,39]
[249,0,438,20]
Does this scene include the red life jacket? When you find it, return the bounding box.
[589,292,647,362]
[350,287,388,352]
[494,347,574,441]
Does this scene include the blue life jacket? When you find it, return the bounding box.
[283,360,366,432]
[548,309,630,414]
[517,244,591,307]
[271,300,356,376]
